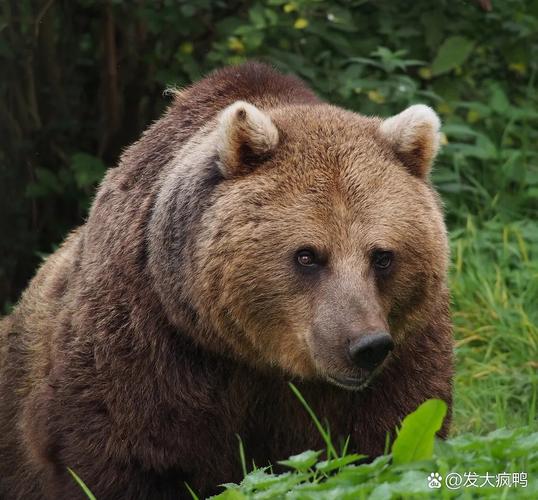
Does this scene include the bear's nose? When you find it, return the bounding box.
[348,332,394,371]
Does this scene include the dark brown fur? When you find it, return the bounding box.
[0,63,453,499]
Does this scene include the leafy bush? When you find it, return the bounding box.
[2,0,537,304]
[210,390,537,498]
[214,424,538,498]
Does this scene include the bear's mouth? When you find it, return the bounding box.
[326,373,375,391]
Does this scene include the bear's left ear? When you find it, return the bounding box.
[216,101,279,178]
[379,104,441,179]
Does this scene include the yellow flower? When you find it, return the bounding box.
[284,2,297,13]
[294,18,308,29]
[509,63,526,76]
[367,90,385,104]
[440,132,449,146]
[418,67,432,80]
[179,42,193,55]
[467,110,480,124]
[227,37,245,53]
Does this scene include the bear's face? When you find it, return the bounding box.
[150,101,449,391]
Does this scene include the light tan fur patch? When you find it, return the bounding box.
[216,101,279,177]
[379,104,441,178]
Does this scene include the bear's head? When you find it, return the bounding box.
[149,100,448,390]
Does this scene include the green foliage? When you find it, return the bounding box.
[391,399,447,465]
[213,398,538,498]
[2,0,537,303]
[278,450,323,472]
[431,36,474,76]
[450,217,538,434]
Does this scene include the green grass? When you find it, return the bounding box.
[451,217,538,434]
[68,468,97,500]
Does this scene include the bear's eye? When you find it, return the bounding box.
[373,250,393,271]
[296,249,317,267]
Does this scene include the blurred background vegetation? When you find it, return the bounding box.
[1,0,537,438]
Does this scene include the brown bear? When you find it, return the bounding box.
[0,62,453,499]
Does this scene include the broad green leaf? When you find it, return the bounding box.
[211,489,247,500]
[489,83,510,114]
[278,449,321,471]
[371,470,432,499]
[514,432,538,452]
[248,4,266,28]
[391,399,447,465]
[71,153,106,189]
[442,123,480,139]
[335,454,391,483]
[240,469,285,491]
[431,36,474,76]
[315,453,366,473]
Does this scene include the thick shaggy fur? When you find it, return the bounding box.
[0,63,453,499]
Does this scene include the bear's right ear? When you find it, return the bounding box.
[216,101,279,178]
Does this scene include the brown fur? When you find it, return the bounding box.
[0,62,453,499]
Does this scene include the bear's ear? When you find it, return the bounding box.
[216,101,279,178]
[379,104,441,179]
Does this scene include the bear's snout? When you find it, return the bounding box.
[348,332,394,371]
